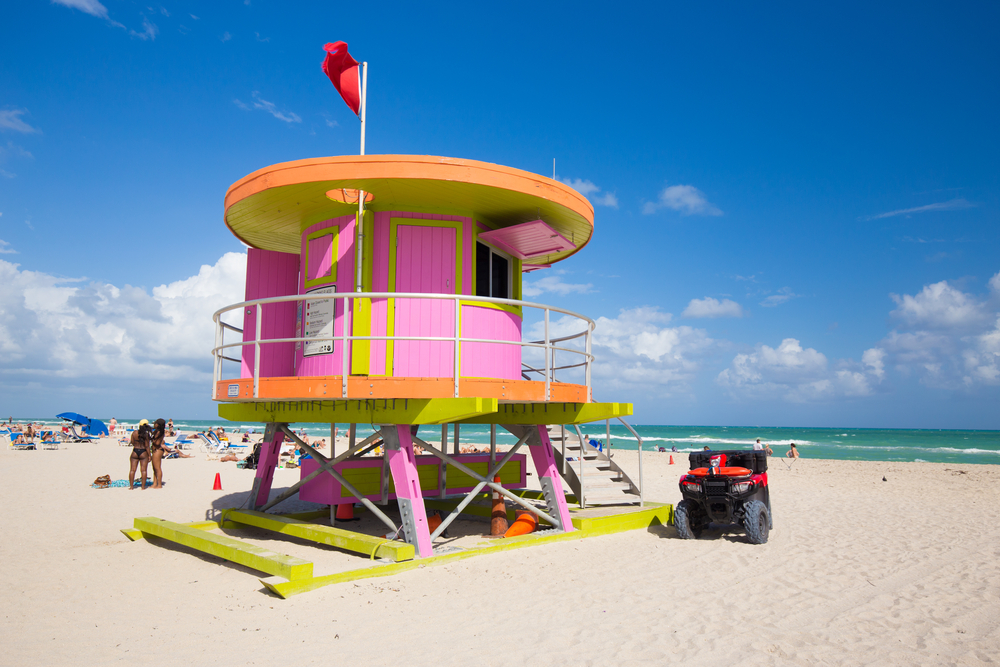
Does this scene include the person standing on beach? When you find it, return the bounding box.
[149,419,167,489]
[128,420,152,490]
[787,443,800,458]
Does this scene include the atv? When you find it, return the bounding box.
[675,449,772,544]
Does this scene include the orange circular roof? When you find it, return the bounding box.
[224,155,594,261]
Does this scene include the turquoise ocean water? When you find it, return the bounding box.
[19,417,1000,465]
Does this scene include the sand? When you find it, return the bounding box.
[1,437,998,666]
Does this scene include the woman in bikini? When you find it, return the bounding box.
[149,418,167,489]
[129,420,152,489]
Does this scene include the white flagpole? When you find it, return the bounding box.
[356,61,368,294]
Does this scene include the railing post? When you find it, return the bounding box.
[342,295,351,398]
[585,322,593,403]
[212,316,220,400]
[544,308,551,401]
[253,303,262,399]
[453,296,461,398]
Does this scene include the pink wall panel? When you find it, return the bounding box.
[241,248,300,379]
[460,305,522,380]
[295,215,355,377]
[393,224,456,377]
[369,211,391,374]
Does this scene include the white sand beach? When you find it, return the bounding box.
[1,438,998,666]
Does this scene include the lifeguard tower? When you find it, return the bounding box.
[125,155,666,597]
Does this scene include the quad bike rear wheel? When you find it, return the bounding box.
[674,499,705,539]
[743,499,770,544]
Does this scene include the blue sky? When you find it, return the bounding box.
[1,1,998,427]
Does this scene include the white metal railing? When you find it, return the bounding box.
[211,292,596,401]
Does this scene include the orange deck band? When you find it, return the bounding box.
[215,376,589,403]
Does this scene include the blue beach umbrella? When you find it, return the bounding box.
[56,412,110,436]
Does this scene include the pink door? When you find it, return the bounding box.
[393,225,456,377]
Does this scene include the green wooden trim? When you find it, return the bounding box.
[218,397,500,425]
[352,210,376,374]
[259,503,672,598]
[133,517,313,580]
[385,217,465,376]
[121,519,221,541]
[223,509,414,562]
[457,402,633,425]
[303,226,339,291]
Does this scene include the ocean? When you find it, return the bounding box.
[18,418,1000,465]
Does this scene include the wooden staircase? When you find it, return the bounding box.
[548,425,641,507]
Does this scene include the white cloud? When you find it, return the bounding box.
[525,307,717,396]
[0,109,41,134]
[221,31,232,42]
[863,198,975,221]
[890,280,986,329]
[249,92,301,123]
[0,240,16,255]
[593,192,619,208]
[559,177,618,209]
[862,347,886,381]
[642,184,721,216]
[717,338,879,401]
[255,32,269,42]
[682,297,743,319]
[51,0,110,19]
[129,17,158,40]
[874,273,1000,389]
[759,287,798,308]
[522,272,592,297]
[0,253,246,389]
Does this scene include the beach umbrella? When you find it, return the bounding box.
[56,412,109,436]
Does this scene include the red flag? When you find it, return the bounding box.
[322,41,360,115]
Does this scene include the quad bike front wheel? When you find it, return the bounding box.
[743,499,770,544]
[674,499,705,539]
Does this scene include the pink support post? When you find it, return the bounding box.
[385,425,434,557]
[251,424,284,509]
[528,425,575,532]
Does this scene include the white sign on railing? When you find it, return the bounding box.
[303,286,336,357]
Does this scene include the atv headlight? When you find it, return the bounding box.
[681,480,702,493]
[731,481,753,494]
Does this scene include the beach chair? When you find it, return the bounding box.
[171,433,196,450]
[65,424,99,443]
[40,431,60,450]
[9,430,36,450]
[192,432,228,454]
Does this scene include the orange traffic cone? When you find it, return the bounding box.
[490,475,508,536]
[335,503,354,520]
[503,510,538,538]
[213,473,222,490]
[669,455,675,465]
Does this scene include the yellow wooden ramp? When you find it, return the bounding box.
[222,509,414,562]
[133,517,313,580]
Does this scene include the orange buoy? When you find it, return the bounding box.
[427,512,442,533]
[687,466,753,478]
[212,473,222,490]
[490,475,508,536]
[335,503,354,520]
[503,511,538,538]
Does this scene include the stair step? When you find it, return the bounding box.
[582,480,632,491]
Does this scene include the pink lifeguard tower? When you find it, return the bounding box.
[210,154,642,560]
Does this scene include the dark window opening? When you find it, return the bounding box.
[476,241,510,299]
